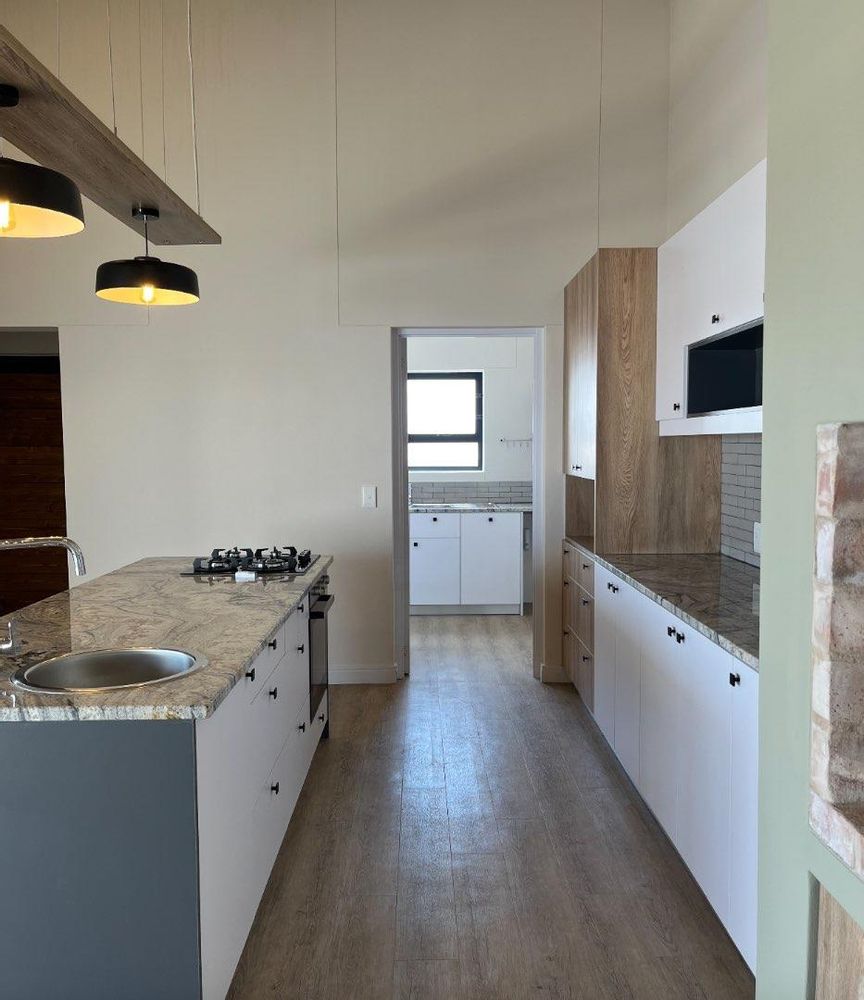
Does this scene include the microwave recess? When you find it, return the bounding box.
[686,320,763,417]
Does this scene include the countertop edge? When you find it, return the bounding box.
[564,539,759,672]
[0,556,334,723]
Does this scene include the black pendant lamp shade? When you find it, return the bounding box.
[95,208,200,306]
[0,86,85,238]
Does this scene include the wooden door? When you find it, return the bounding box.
[728,664,759,970]
[563,256,597,478]
[0,355,68,615]
[459,512,522,605]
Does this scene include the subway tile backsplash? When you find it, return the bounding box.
[720,434,761,568]
[409,480,532,504]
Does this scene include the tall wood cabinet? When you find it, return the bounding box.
[563,247,721,553]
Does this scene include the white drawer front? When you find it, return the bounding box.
[409,512,460,538]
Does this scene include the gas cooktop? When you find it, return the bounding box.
[183,547,319,577]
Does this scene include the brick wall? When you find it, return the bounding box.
[720,434,762,567]
[409,480,532,504]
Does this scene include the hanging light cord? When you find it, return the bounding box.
[107,0,118,136]
[143,213,150,256]
[187,0,201,214]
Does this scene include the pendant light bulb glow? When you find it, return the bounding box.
[0,199,13,232]
[95,208,200,307]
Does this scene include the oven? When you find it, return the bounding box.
[308,580,334,728]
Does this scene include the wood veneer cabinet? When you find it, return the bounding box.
[563,248,720,553]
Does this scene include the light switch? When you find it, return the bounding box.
[361,485,378,509]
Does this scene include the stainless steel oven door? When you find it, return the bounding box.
[309,593,334,723]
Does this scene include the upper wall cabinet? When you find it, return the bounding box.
[656,160,766,436]
[564,256,598,479]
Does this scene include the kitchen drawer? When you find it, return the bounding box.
[575,553,594,595]
[563,542,575,582]
[575,587,594,651]
[563,579,575,633]
[247,655,295,790]
[575,636,594,712]
[241,620,287,702]
[409,512,460,538]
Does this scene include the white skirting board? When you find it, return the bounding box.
[329,665,398,684]
[410,604,522,616]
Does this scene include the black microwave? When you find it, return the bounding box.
[687,321,763,417]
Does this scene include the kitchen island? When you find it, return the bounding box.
[0,556,333,1000]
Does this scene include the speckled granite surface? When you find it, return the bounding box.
[410,502,532,513]
[0,556,332,722]
[566,540,760,670]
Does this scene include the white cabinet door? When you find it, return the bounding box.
[410,537,460,605]
[612,581,643,783]
[460,512,522,606]
[676,626,733,925]
[719,159,766,333]
[638,603,682,839]
[592,566,617,744]
[729,664,759,970]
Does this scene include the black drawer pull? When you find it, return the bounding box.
[488,517,494,522]
[582,563,590,570]
[298,722,306,732]
[581,598,591,607]
[563,581,569,588]
[269,687,278,699]
[318,713,325,722]
[729,672,741,687]
[413,541,419,547]
[581,655,591,663]
[297,644,305,654]
[675,631,685,644]
[271,781,280,795]
[711,313,721,324]
[268,638,278,650]
[673,402,681,411]
[299,604,304,613]
[245,667,256,682]
[667,625,676,637]
[432,516,438,522]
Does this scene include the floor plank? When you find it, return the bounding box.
[229,613,754,1000]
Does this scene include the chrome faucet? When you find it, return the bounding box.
[0,536,87,654]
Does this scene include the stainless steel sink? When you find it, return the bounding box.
[11,648,205,693]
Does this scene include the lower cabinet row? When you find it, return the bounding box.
[568,559,758,970]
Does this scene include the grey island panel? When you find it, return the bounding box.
[0,719,200,1000]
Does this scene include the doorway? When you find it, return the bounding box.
[391,328,546,681]
[0,328,68,615]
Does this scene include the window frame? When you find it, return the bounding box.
[407,370,484,472]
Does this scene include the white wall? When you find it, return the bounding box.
[407,335,534,482]
[0,0,673,679]
[667,0,767,235]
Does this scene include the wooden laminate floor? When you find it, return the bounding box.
[229,615,755,1000]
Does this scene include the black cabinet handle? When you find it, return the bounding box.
[245,667,256,682]
[297,644,305,654]
[606,582,619,593]
[269,687,278,699]
[488,517,494,522]
[268,638,278,650]
[413,541,419,547]
[318,713,325,722]
[711,313,720,324]
[673,402,681,411]
[573,464,582,471]
[271,781,280,795]
[432,516,438,522]
[582,563,590,570]
[581,597,591,607]
[581,655,591,663]
[667,625,676,637]
[299,604,304,613]
[563,581,569,588]
[298,722,306,732]
[729,672,741,687]
[675,631,685,644]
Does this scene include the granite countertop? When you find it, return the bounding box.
[0,556,333,723]
[409,502,532,513]
[566,539,760,670]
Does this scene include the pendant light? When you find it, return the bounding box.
[95,207,200,306]
[0,85,85,238]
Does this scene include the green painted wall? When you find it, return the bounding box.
[759,2,864,995]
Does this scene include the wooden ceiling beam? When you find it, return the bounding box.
[0,25,220,247]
